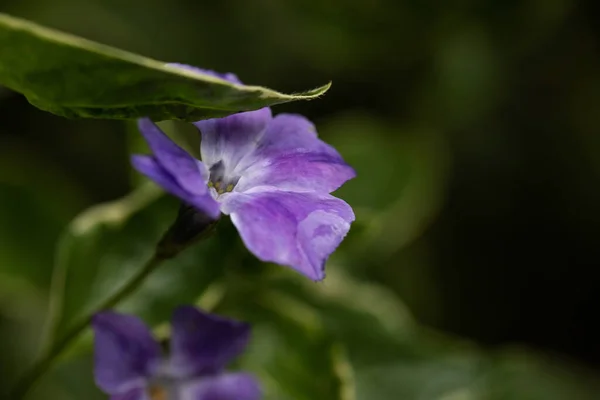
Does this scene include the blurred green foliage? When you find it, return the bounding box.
[1,0,599,399]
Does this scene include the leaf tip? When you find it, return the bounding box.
[296,81,332,99]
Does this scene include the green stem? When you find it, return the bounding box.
[10,253,165,400]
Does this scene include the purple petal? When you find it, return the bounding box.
[137,118,210,197]
[92,312,160,395]
[250,113,341,157]
[110,388,147,400]
[181,373,261,400]
[221,190,355,281]
[236,151,356,194]
[235,113,355,193]
[168,306,251,378]
[194,108,273,171]
[131,155,220,219]
[166,63,242,84]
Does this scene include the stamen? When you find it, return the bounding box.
[148,385,168,400]
[208,160,238,195]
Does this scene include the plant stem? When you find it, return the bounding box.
[10,253,165,400]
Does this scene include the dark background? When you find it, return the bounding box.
[1,0,599,388]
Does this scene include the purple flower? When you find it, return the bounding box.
[92,306,260,400]
[132,66,356,281]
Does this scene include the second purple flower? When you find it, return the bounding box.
[132,66,355,281]
[92,307,260,400]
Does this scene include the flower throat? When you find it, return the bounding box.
[207,160,239,194]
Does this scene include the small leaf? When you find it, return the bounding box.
[46,183,229,348]
[0,13,330,121]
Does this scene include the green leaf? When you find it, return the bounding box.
[46,183,229,348]
[0,13,330,121]
[218,263,600,400]
[302,271,600,400]
[483,350,600,400]
[220,294,349,400]
[0,151,83,392]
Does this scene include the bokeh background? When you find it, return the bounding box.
[1,0,599,399]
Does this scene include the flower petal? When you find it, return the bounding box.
[166,63,242,84]
[137,118,210,197]
[131,155,220,219]
[234,113,355,193]
[92,312,159,395]
[194,108,273,171]
[247,113,341,158]
[236,151,356,194]
[181,373,261,400]
[168,306,250,378]
[221,189,354,281]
